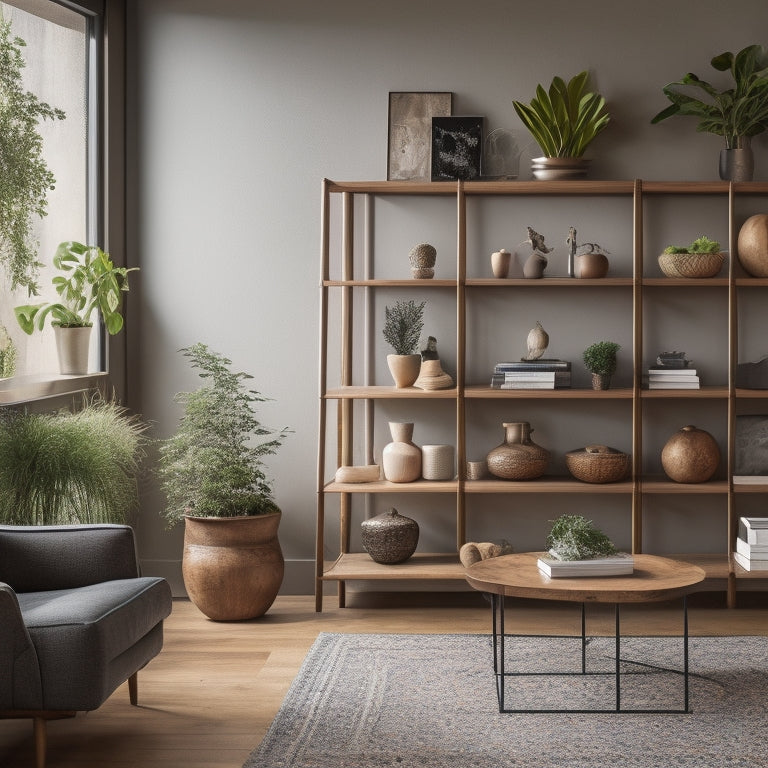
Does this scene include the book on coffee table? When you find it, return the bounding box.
[537,552,634,578]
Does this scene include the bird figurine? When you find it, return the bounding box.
[524,321,549,361]
[523,226,553,254]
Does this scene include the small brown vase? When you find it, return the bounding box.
[486,421,550,480]
[182,512,284,621]
[661,425,720,483]
[575,251,609,279]
[591,373,611,390]
[382,421,422,482]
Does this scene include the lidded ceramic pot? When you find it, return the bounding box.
[486,421,550,480]
[361,507,419,564]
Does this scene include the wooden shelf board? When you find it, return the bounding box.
[322,552,465,581]
[641,386,729,399]
[641,478,730,494]
[465,385,634,399]
[668,553,730,584]
[323,279,457,287]
[466,277,632,287]
[733,481,768,493]
[324,385,458,399]
[735,388,768,398]
[324,479,458,493]
[465,477,634,493]
[642,277,729,287]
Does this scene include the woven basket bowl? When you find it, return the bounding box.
[658,251,725,278]
[565,445,631,484]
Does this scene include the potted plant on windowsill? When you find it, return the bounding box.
[14,241,138,374]
[650,44,768,181]
[513,70,610,180]
[156,343,291,621]
[582,340,620,390]
[383,299,426,388]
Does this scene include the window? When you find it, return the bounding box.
[0,0,104,397]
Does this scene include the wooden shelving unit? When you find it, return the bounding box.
[316,178,768,611]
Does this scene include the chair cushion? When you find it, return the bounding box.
[17,577,172,710]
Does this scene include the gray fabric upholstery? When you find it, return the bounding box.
[0,524,172,713]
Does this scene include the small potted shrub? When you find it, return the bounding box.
[583,341,621,390]
[156,343,291,620]
[382,299,425,388]
[513,70,610,180]
[658,235,725,279]
[14,241,138,373]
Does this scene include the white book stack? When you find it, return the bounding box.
[647,366,700,389]
[537,552,634,578]
[733,518,768,571]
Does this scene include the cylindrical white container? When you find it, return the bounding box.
[421,444,454,480]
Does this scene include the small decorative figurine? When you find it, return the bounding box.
[524,321,549,361]
[414,336,453,390]
[567,225,610,278]
[521,226,551,278]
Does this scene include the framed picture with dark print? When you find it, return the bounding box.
[734,415,768,480]
[388,92,453,181]
[431,116,483,181]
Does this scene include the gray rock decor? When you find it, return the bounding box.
[361,507,419,564]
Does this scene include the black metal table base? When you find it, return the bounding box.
[490,594,691,713]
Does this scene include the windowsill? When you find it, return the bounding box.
[0,372,108,406]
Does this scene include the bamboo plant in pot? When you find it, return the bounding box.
[14,241,138,373]
[651,44,768,181]
[513,70,611,180]
[156,343,291,621]
[383,299,425,388]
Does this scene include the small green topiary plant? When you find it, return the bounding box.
[662,235,721,255]
[582,341,621,376]
[546,514,617,561]
[383,299,425,355]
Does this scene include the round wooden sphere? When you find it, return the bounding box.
[737,214,768,277]
[661,425,720,483]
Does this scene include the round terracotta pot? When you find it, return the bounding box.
[182,512,284,621]
[661,425,720,483]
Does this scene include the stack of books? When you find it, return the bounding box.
[490,360,571,389]
[537,552,634,578]
[733,517,768,571]
[647,366,700,389]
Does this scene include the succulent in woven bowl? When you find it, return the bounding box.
[658,235,725,278]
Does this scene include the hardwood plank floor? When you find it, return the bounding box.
[1,592,767,768]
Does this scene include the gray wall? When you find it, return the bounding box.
[125,0,768,595]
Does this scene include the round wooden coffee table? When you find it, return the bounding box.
[465,552,706,713]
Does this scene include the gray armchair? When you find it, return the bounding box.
[0,524,173,768]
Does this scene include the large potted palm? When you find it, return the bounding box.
[651,44,768,181]
[156,343,291,621]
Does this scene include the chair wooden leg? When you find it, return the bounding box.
[128,672,138,705]
[33,717,46,768]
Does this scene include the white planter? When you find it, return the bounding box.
[54,326,92,374]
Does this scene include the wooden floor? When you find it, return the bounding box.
[2,591,767,768]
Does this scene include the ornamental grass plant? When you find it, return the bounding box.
[0,396,147,525]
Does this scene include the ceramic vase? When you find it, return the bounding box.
[382,421,422,482]
[661,425,720,483]
[486,421,550,480]
[523,252,547,279]
[737,214,768,277]
[182,512,284,620]
[719,139,754,182]
[421,444,454,480]
[386,353,421,388]
[361,507,419,564]
[575,251,609,279]
[491,248,511,278]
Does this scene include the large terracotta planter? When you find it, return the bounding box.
[182,512,284,621]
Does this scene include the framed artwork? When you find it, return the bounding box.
[387,92,453,181]
[734,415,768,477]
[431,116,483,181]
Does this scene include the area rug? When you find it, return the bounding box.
[244,633,768,768]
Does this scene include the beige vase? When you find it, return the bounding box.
[386,353,421,388]
[54,325,92,374]
[182,512,284,621]
[486,421,550,480]
[382,421,422,482]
